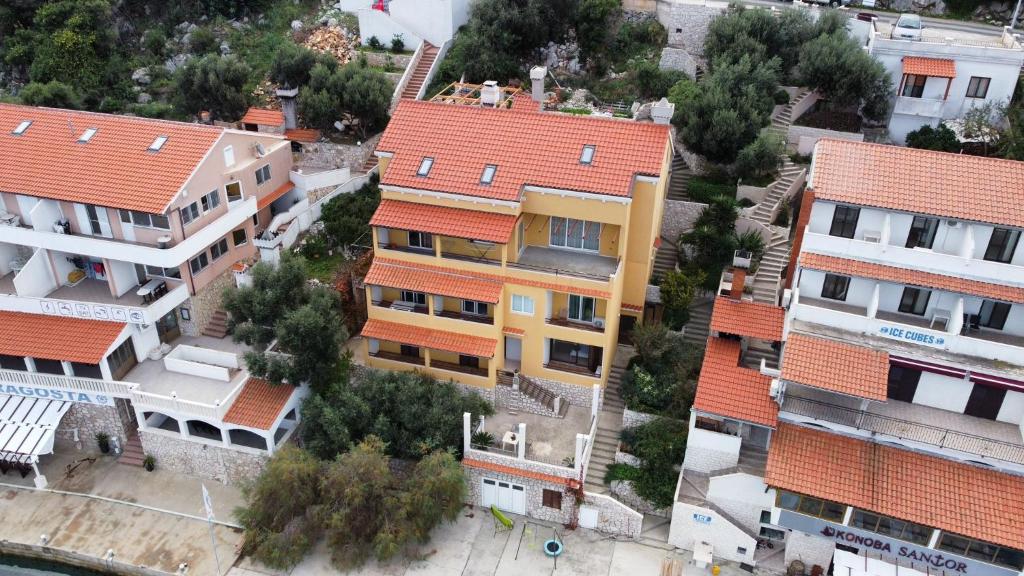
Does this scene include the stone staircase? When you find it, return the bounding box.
[650,236,679,284]
[359,154,379,174]
[496,371,569,418]
[752,229,790,305]
[768,88,813,136]
[118,433,145,467]
[201,310,229,339]
[742,340,780,371]
[400,42,439,100]
[750,161,803,226]
[682,298,713,348]
[667,153,692,201]
[584,345,629,494]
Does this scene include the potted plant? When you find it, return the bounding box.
[95,432,110,454]
[143,455,156,472]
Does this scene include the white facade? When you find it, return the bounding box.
[339,0,471,48]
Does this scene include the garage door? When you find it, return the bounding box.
[481,478,526,515]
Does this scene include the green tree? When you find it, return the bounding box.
[19,80,80,108]
[734,131,784,181]
[270,41,336,89]
[574,0,621,67]
[299,59,391,138]
[401,450,467,541]
[659,270,704,331]
[223,254,310,349]
[320,177,381,248]
[906,124,961,153]
[667,77,699,124]
[189,26,218,55]
[628,418,688,507]
[796,31,892,121]
[175,53,251,120]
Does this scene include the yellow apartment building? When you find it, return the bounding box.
[360,94,672,406]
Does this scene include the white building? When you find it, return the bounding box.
[338,0,471,49]
[867,23,1024,144]
[678,139,1024,576]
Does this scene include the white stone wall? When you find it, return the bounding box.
[706,473,775,535]
[139,430,268,485]
[785,529,836,572]
[528,374,598,408]
[580,492,644,538]
[659,47,698,78]
[787,125,865,155]
[663,3,723,56]
[463,464,572,525]
[682,428,741,474]
[180,267,236,337]
[495,384,562,418]
[609,480,672,517]
[58,403,132,453]
[622,406,659,429]
[669,501,758,565]
[615,450,642,467]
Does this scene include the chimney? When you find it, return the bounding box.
[530,66,547,107]
[730,268,746,300]
[276,87,299,130]
[480,81,500,108]
[651,97,674,125]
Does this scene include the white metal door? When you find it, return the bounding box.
[481,478,525,515]
[481,478,497,508]
[579,506,599,529]
[505,336,522,362]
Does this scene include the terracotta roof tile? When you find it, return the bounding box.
[365,259,503,303]
[240,108,284,126]
[362,318,497,357]
[222,377,294,430]
[766,424,1024,549]
[781,333,889,400]
[284,128,321,143]
[370,199,518,243]
[710,297,785,341]
[0,104,223,213]
[622,303,643,312]
[0,312,125,364]
[377,100,670,202]
[463,458,570,485]
[503,327,525,335]
[257,181,295,210]
[902,56,956,78]
[801,252,1024,303]
[693,337,778,427]
[811,139,1024,228]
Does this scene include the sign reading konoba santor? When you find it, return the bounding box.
[1,384,115,406]
[777,511,1018,576]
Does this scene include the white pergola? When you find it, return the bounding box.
[0,394,72,487]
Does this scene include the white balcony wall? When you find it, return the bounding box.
[0,243,18,276]
[999,390,1024,425]
[13,249,55,297]
[28,199,63,233]
[107,259,138,298]
[893,96,944,117]
[921,76,949,101]
[912,370,974,414]
[799,269,877,307]
[50,251,79,287]
[963,295,1024,338]
[15,195,39,226]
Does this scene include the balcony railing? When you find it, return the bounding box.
[545,316,605,333]
[370,350,425,366]
[780,395,1024,465]
[431,359,488,377]
[436,310,494,325]
[894,96,944,117]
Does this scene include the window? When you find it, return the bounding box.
[210,238,229,260]
[201,190,221,212]
[232,228,248,247]
[144,265,181,279]
[181,202,200,225]
[821,274,850,301]
[887,365,922,402]
[939,533,1024,570]
[542,489,562,510]
[983,228,1020,263]
[906,216,938,249]
[898,287,930,315]
[480,164,497,184]
[760,527,786,541]
[408,231,433,250]
[511,294,534,315]
[255,164,272,185]
[851,509,932,545]
[902,75,926,98]
[550,217,600,251]
[966,76,991,99]
[12,120,31,135]
[148,135,168,151]
[400,290,426,306]
[459,355,480,369]
[579,145,596,164]
[78,128,97,143]
[759,510,772,524]
[119,210,170,229]
[979,300,1011,330]
[462,300,488,316]
[400,345,420,358]
[0,355,26,370]
[829,205,860,239]
[776,490,846,522]
[223,145,235,167]
[189,252,209,274]
[567,294,596,323]
[417,157,434,177]
[226,182,242,203]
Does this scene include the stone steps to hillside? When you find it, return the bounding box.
[650,237,678,284]
[683,299,713,347]
[360,155,379,173]
[118,433,145,467]
[400,42,439,100]
[202,310,229,339]
[496,372,569,418]
[667,153,692,201]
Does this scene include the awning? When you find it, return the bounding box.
[0,394,72,462]
[257,181,296,210]
[902,56,956,78]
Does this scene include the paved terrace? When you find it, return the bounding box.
[512,246,619,279]
[875,23,1020,48]
[124,335,251,404]
[483,404,593,466]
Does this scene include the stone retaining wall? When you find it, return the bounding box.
[580,492,644,538]
[622,406,659,429]
[463,462,573,525]
[529,375,598,409]
[609,479,672,517]
[659,47,698,79]
[663,3,723,56]
[139,431,268,485]
[614,450,642,467]
[58,404,132,454]
[180,267,235,337]
[495,384,560,418]
[661,200,706,242]
[787,124,864,155]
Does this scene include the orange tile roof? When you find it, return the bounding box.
[370,199,518,243]
[257,181,295,210]
[781,333,889,400]
[463,458,570,485]
[0,104,223,213]
[365,259,503,303]
[361,318,497,357]
[811,139,1024,228]
[284,128,321,143]
[710,297,785,341]
[377,99,670,202]
[801,252,1024,303]
[374,256,611,299]
[766,424,1024,549]
[693,337,778,427]
[0,311,125,364]
[622,303,643,312]
[222,377,294,430]
[240,107,285,126]
[503,326,525,335]
[902,56,956,78]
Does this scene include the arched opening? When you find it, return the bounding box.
[143,411,180,434]
[228,429,267,450]
[186,419,222,441]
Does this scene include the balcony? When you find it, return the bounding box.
[436,310,493,325]
[510,246,618,281]
[545,316,605,333]
[893,96,944,117]
[370,350,425,366]
[372,299,428,314]
[779,386,1024,467]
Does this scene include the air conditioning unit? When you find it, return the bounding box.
[946,220,960,227]
[594,317,605,329]
[769,379,782,399]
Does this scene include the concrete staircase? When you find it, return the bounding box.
[584,346,630,494]
[682,298,713,348]
[743,340,780,371]
[667,153,692,201]
[400,42,439,100]
[118,433,145,467]
[201,310,229,339]
[650,236,679,284]
[751,229,790,306]
[496,372,569,418]
[750,161,804,226]
[359,154,379,174]
[768,88,813,136]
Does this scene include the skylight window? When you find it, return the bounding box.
[417,157,434,177]
[148,135,169,152]
[480,164,497,185]
[78,128,98,143]
[580,145,596,165]
[12,120,31,135]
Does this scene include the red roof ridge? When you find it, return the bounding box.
[0,102,225,133]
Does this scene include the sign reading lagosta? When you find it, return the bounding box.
[821,527,968,573]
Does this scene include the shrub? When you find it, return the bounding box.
[470,430,495,448]
[189,27,218,55]
[299,59,391,138]
[320,177,381,248]
[686,177,737,204]
[629,418,688,508]
[735,229,766,262]
[659,270,703,332]
[19,80,79,108]
[367,35,382,50]
[142,29,168,58]
[604,462,640,484]
[796,31,893,121]
[773,204,791,227]
[734,131,784,181]
[906,124,961,153]
[175,54,251,121]
[390,33,405,53]
[774,88,791,105]
[270,41,335,89]
[623,323,704,417]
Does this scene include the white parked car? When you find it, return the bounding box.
[892,13,923,40]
